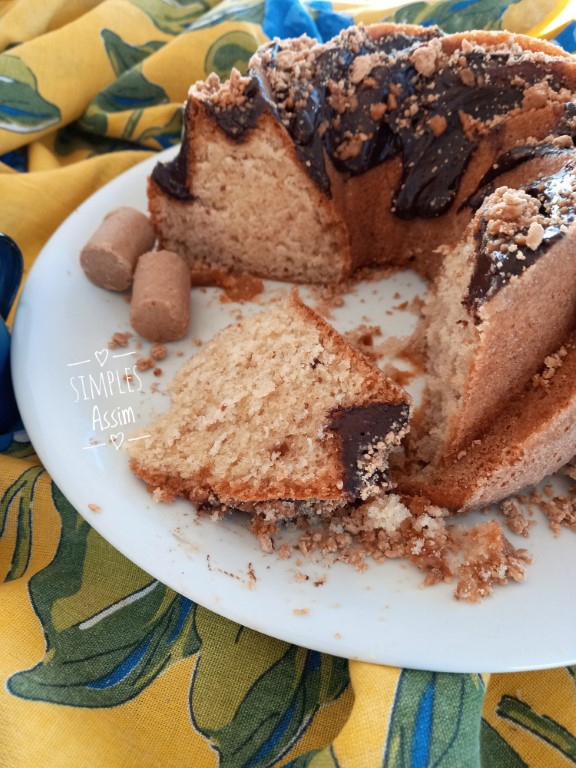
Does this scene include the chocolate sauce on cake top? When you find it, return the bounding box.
[153,26,572,221]
[328,401,410,498]
[464,141,575,211]
[253,27,561,217]
[465,160,576,314]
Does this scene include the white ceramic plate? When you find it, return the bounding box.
[12,148,576,673]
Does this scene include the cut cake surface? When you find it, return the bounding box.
[128,292,411,516]
[410,148,576,469]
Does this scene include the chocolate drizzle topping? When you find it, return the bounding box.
[151,104,192,200]
[465,161,576,314]
[392,55,528,218]
[257,31,555,217]
[328,402,409,498]
[203,76,273,139]
[463,141,575,211]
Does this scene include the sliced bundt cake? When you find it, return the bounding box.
[399,332,576,511]
[148,23,576,284]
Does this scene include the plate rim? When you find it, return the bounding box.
[10,146,576,674]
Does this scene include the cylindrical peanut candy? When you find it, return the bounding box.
[130,250,190,342]
[80,207,156,291]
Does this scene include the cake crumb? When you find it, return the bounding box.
[243,492,535,603]
[499,498,535,537]
[150,344,167,361]
[540,494,576,534]
[88,503,101,513]
[454,521,531,602]
[220,273,265,303]
[294,571,309,582]
[277,543,292,560]
[108,331,132,349]
[428,114,447,137]
[526,221,544,250]
[307,282,347,319]
[532,346,567,388]
[344,324,382,361]
[136,356,154,371]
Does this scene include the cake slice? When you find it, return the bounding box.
[399,333,576,511]
[127,291,411,517]
[408,147,576,468]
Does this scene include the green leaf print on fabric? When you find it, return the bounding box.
[205,30,260,78]
[480,719,528,767]
[0,56,61,133]
[8,483,200,707]
[137,106,183,148]
[54,122,146,156]
[77,108,109,137]
[1,435,37,459]
[131,0,216,35]
[0,465,44,581]
[497,695,576,762]
[385,0,522,32]
[384,671,485,767]
[92,68,169,114]
[78,68,169,139]
[101,29,164,77]
[191,0,265,32]
[190,607,349,768]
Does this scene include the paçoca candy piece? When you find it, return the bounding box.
[130,249,190,342]
[80,206,156,291]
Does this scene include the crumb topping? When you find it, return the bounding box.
[243,493,530,602]
[467,161,576,310]
[200,23,573,214]
[108,331,132,349]
[499,498,535,537]
[532,345,568,388]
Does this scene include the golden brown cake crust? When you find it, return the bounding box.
[398,334,576,511]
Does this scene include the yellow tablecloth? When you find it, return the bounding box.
[1,1,576,765]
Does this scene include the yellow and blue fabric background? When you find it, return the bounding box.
[1,0,576,765]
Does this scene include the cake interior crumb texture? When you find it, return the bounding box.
[128,292,410,509]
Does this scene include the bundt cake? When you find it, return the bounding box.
[127,291,411,517]
[129,22,576,520]
[148,23,576,284]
